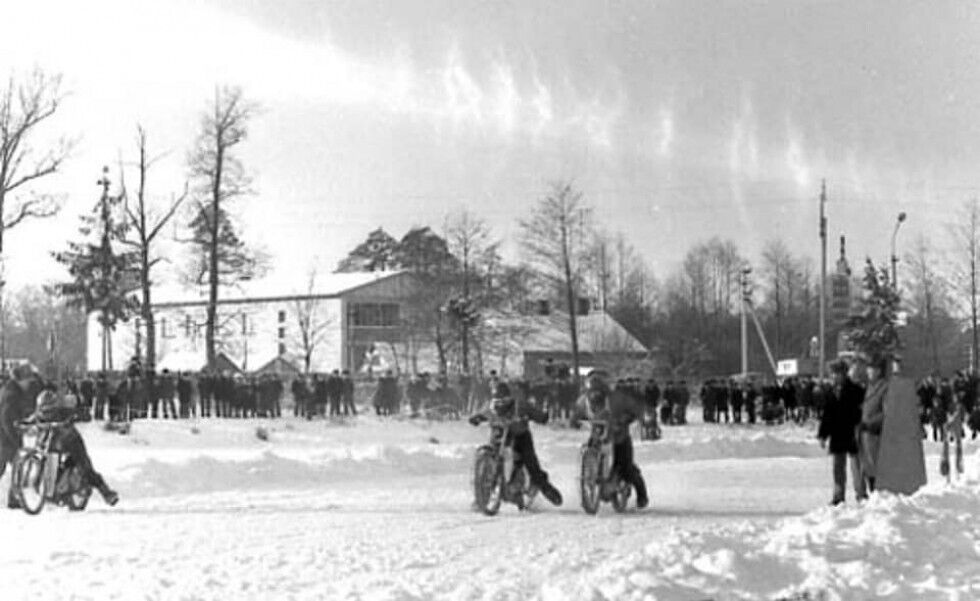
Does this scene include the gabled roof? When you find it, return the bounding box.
[481,309,648,354]
[151,271,407,308]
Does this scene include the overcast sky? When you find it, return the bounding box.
[1,0,975,292]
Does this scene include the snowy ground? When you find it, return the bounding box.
[2,411,979,601]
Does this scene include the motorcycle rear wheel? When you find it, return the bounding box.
[611,479,631,513]
[580,447,601,515]
[64,465,91,511]
[14,452,48,516]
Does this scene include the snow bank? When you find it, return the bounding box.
[115,446,471,497]
[542,453,980,601]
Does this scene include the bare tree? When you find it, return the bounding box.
[292,266,333,373]
[118,126,189,373]
[519,182,591,384]
[760,238,795,356]
[186,86,258,370]
[905,235,950,372]
[444,208,499,374]
[950,199,980,373]
[0,69,72,257]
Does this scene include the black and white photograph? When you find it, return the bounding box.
[1,1,979,599]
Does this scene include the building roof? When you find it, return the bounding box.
[481,309,648,354]
[152,271,406,308]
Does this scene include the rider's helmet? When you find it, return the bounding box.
[585,371,610,412]
[491,382,514,416]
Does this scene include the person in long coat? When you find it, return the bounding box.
[818,360,866,505]
[858,356,889,494]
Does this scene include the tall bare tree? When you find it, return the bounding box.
[519,182,591,384]
[905,235,950,373]
[0,69,71,257]
[951,198,980,373]
[118,126,189,372]
[186,86,258,370]
[292,266,333,373]
[444,208,498,374]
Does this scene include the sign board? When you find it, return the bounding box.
[776,359,798,377]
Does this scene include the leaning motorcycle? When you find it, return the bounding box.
[472,417,537,515]
[579,419,631,514]
[12,419,92,515]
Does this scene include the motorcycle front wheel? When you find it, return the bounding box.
[14,452,48,515]
[580,446,601,515]
[474,450,503,516]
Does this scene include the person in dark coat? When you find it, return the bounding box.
[177,372,193,418]
[730,379,744,423]
[79,374,95,417]
[327,370,343,417]
[0,368,43,508]
[157,369,177,419]
[341,370,356,416]
[291,375,309,418]
[818,360,866,505]
[94,372,110,421]
[469,382,563,506]
[198,371,213,418]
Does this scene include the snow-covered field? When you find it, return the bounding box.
[2,412,979,600]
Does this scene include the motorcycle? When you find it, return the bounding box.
[579,419,631,514]
[11,419,92,515]
[472,417,537,515]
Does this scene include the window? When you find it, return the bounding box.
[278,310,286,323]
[349,303,400,327]
[185,314,194,337]
[278,342,286,355]
[278,327,286,339]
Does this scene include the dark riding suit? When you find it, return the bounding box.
[30,402,116,501]
[469,398,562,505]
[571,389,649,507]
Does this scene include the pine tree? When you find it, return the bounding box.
[335,227,399,272]
[53,168,139,371]
[843,258,903,364]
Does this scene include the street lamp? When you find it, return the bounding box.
[891,212,907,289]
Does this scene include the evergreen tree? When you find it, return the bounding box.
[844,258,903,365]
[335,227,398,272]
[53,168,139,371]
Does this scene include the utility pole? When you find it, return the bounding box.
[741,267,750,378]
[97,166,112,372]
[819,180,827,381]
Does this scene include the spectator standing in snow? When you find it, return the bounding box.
[818,360,866,505]
[858,356,888,494]
[341,370,356,416]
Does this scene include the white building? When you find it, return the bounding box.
[87,271,415,374]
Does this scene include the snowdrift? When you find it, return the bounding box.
[542,454,980,601]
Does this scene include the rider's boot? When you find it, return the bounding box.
[99,484,119,507]
[541,482,563,506]
[634,476,649,509]
[7,489,21,509]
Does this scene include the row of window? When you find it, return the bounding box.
[348,303,400,327]
[133,303,402,339]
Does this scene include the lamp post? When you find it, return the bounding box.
[891,212,907,289]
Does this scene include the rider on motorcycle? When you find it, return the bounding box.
[28,384,119,506]
[571,371,649,508]
[468,382,563,506]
